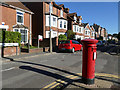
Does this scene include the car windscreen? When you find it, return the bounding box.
[61,41,70,44]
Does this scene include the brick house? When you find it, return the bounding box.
[93,23,107,40]
[0,1,33,45]
[67,13,84,40]
[23,2,69,46]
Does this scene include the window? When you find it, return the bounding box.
[85,31,87,35]
[60,21,62,28]
[53,17,56,26]
[64,21,66,28]
[17,11,24,24]
[77,27,79,32]
[74,26,76,32]
[14,29,19,32]
[14,29,28,43]
[60,10,63,17]
[79,28,81,33]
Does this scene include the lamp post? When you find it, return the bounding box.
[49,2,52,53]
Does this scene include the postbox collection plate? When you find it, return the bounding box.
[93,52,97,60]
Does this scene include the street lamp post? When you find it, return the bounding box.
[49,2,52,53]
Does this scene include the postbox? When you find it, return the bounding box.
[81,39,98,84]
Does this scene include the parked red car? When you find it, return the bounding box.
[58,40,82,53]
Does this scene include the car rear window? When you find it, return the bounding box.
[61,41,70,44]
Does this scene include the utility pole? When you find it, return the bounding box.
[49,2,52,53]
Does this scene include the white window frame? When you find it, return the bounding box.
[60,21,62,28]
[79,28,81,33]
[13,28,28,43]
[64,21,66,29]
[16,10,24,25]
[53,17,56,27]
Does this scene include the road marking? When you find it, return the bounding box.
[42,73,81,89]
[42,73,120,89]
[43,81,57,89]
[1,67,15,72]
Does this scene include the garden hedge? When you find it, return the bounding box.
[0,30,21,46]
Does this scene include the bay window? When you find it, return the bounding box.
[64,21,66,28]
[14,28,28,43]
[60,21,62,28]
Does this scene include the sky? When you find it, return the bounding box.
[55,2,118,34]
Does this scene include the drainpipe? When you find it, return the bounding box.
[30,14,32,45]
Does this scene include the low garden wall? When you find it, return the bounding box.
[21,47,49,53]
[3,46,20,57]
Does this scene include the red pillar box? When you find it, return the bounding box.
[81,39,98,84]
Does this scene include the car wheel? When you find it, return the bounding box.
[72,48,75,53]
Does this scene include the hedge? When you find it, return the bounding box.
[0,31,21,46]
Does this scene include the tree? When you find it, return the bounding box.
[66,30,75,40]
[58,34,67,41]
[118,32,120,40]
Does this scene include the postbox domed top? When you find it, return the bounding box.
[81,39,98,44]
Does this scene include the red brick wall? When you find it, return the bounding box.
[1,5,32,43]
[1,6,16,31]
[4,46,20,57]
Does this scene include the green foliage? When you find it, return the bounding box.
[118,32,120,40]
[66,30,75,40]
[1,31,21,46]
[58,34,67,41]
[0,30,2,43]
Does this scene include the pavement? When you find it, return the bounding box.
[45,73,120,89]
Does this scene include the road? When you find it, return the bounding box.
[1,50,119,88]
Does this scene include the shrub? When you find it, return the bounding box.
[1,31,21,46]
[66,30,75,40]
[58,34,67,41]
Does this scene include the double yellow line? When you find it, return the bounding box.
[42,73,120,89]
[42,73,82,89]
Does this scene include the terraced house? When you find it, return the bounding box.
[93,23,107,40]
[67,13,84,40]
[82,23,91,39]
[45,3,69,39]
[0,1,33,45]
